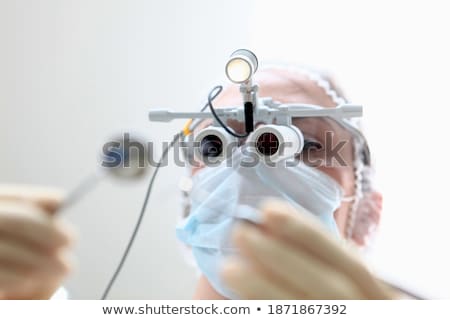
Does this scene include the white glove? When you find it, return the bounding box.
[221,199,395,299]
[0,185,75,299]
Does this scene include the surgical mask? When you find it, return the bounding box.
[176,148,344,299]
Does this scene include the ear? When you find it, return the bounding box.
[351,191,383,246]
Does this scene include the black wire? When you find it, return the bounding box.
[101,85,228,299]
[380,279,425,300]
[207,85,249,138]
[101,132,182,299]
[200,86,221,112]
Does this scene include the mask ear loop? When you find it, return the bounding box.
[344,136,364,240]
[294,65,365,240]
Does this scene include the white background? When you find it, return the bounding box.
[1,0,449,298]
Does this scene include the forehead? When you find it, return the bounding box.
[214,67,338,108]
[197,68,351,139]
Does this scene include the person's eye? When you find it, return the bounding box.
[302,138,323,152]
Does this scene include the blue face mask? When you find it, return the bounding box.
[176,149,344,299]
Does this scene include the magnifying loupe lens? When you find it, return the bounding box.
[200,135,223,157]
[256,132,279,156]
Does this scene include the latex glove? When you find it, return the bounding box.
[221,199,396,299]
[0,185,75,299]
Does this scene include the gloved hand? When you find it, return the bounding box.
[0,185,75,299]
[221,199,396,299]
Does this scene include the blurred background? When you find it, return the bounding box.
[1,0,449,299]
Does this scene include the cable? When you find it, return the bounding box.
[101,85,230,299]
[379,279,425,300]
[207,85,249,138]
[101,132,182,299]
